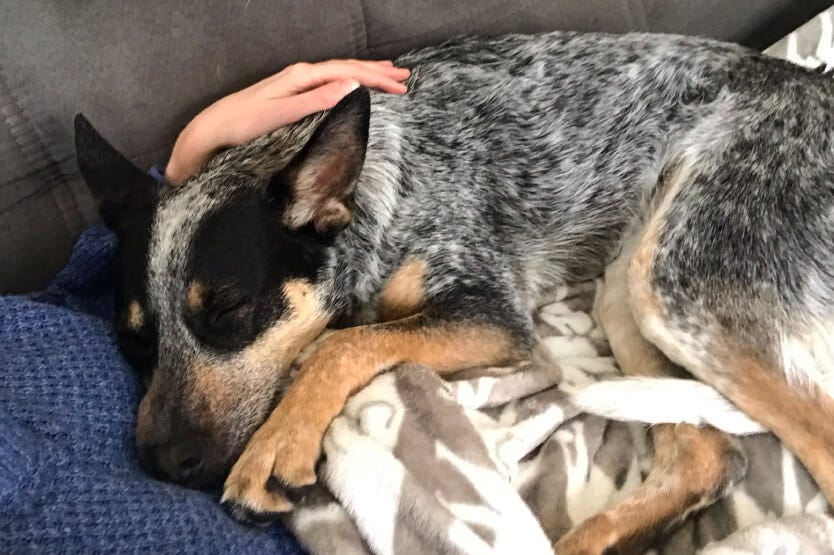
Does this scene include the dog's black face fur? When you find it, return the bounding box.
[73,91,370,485]
[183,191,326,353]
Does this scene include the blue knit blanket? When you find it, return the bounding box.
[0,226,303,553]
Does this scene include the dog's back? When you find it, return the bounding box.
[322,32,834,326]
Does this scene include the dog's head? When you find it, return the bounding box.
[74,88,370,487]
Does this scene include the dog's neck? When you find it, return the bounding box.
[315,96,411,323]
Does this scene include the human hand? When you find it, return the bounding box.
[164,59,410,184]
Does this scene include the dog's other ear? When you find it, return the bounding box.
[274,87,370,234]
[74,113,158,229]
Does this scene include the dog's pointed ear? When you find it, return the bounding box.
[74,113,158,229]
[271,87,370,234]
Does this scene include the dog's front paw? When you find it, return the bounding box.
[221,426,320,525]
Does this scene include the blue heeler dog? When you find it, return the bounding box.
[74,30,834,554]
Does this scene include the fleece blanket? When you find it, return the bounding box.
[0,227,304,554]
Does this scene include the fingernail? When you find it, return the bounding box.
[346,80,360,92]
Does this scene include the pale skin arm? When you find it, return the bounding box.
[164,59,411,184]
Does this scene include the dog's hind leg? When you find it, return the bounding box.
[628,278,834,508]
[622,163,834,510]
[555,238,746,555]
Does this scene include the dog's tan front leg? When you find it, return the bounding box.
[222,314,519,522]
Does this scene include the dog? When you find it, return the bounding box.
[74,30,834,554]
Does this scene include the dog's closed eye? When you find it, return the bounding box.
[206,292,251,330]
[185,283,259,352]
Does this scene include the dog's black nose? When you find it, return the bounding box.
[173,453,204,484]
[137,440,205,486]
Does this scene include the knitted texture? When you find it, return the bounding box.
[0,226,304,554]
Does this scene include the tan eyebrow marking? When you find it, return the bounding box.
[127,300,145,331]
[187,281,206,310]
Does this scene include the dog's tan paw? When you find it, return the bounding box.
[221,428,320,525]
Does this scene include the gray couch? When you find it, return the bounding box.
[1,0,828,293]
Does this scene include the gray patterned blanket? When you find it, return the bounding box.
[287,282,832,554]
[284,11,834,554]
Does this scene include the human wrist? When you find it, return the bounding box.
[164,110,223,184]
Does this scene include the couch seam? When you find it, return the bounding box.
[364,0,543,52]
[625,0,649,31]
[0,65,79,234]
[354,0,370,57]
